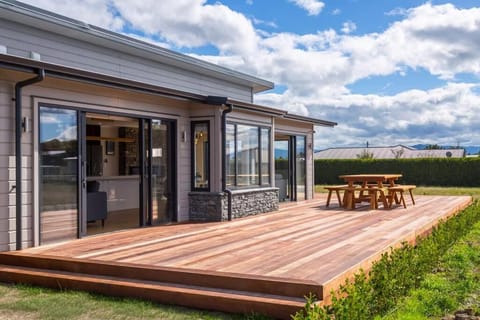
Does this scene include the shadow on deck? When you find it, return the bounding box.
[0,194,472,319]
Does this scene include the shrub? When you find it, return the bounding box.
[292,201,480,319]
[315,158,480,186]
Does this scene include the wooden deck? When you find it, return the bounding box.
[0,194,472,319]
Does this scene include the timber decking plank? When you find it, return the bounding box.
[0,194,472,317]
[20,194,472,298]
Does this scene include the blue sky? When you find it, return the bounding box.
[21,0,480,149]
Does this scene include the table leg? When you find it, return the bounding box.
[343,189,355,210]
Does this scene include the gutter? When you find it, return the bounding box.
[14,68,45,250]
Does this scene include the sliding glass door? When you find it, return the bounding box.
[274,134,306,202]
[39,106,79,245]
[295,136,306,201]
[39,104,177,245]
[146,119,175,225]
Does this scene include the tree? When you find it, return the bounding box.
[356,149,374,159]
[425,144,442,150]
[390,148,405,159]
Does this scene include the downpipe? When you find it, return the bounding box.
[14,69,45,250]
[221,103,233,221]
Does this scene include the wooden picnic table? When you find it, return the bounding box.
[338,174,402,209]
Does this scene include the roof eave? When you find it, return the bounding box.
[227,98,287,116]
[283,113,337,127]
[0,53,207,102]
[0,0,274,93]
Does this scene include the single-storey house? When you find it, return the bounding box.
[314,145,465,159]
[0,1,335,251]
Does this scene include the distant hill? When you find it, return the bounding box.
[463,147,479,155]
[275,149,288,159]
[411,144,480,155]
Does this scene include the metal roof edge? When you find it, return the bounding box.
[227,98,287,116]
[283,113,337,127]
[0,0,274,93]
[227,99,337,126]
[0,53,207,101]
[0,54,336,127]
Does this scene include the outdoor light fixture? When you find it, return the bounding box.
[22,116,31,132]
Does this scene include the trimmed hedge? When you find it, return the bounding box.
[315,158,480,187]
[292,201,480,320]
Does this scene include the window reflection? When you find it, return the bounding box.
[192,122,209,190]
[296,136,306,200]
[39,106,78,244]
[226,123,270,188]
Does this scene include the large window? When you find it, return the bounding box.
[261,128,271,186]
[295,136,306,200]
[192,121,210,191]
[226,123,270,188]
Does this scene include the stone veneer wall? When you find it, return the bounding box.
[189,187,279,222]
[189,192,228,222]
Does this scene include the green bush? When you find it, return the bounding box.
[314,158,480,186]
[292,201,480,319]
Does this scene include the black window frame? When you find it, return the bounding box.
[226,122,271,188]
[191,120,210,191]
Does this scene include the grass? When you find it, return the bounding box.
[380,219,480,319]
[315,185,480,200]
[0,284,266,320]
[2,186,478,320]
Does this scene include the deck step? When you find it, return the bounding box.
[0,264,306,319]
[0,252,321,299]
[0,253,318,319]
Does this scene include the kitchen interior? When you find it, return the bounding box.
[85,113,141,235]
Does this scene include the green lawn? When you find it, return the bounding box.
[316,185,480,200]
[380,217,480,319]
[0,284,264,320]
[2,187,479,320]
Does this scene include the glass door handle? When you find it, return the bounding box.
[81,160,87,189]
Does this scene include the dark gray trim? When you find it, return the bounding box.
[139,119,145,226]
[15,68,44,250]
[227,99,285,116]
[146,120,152,226]
[0,54,206,102]
[191,120,211,192]
[221,105,233,191]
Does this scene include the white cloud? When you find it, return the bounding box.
[56,126,77,141]
[341,21,357,34]
[17,1,480,148]
[288,0,325,16]
[332,8,341,15]
[252,17,278,29]
[112,0,260,56]
[305,83,480,148]
[22,0,125,31]
[385,7,408,16]
[40,115,60,124]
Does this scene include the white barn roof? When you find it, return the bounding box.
[314,145,465,159]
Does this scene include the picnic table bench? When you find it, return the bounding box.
[328,174,416,210]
